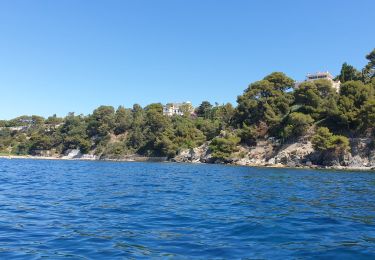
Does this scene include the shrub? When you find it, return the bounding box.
[237,123,257,146]
[312,127,350,155]
[209,132,240,162]
[283,112,314,139]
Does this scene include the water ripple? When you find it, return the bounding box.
[0,159,375,258]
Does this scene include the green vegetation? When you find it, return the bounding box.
[312,127,350,164]
[0,49,374,163]
[312,127,350,153]
[209,131,240,162]
[283,112,314,139]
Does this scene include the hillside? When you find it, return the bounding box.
[0,49,374,169]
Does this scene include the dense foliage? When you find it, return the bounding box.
[1,49,374,161]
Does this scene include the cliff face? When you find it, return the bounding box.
[173,138,375,170]
[344,138,375,168]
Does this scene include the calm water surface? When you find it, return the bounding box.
[0,159,375,259]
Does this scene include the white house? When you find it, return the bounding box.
[163,102,194,116]
[295,71,341,92]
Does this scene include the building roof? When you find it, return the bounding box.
[306,71,334,80]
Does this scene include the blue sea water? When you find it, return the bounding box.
[0,159,374,259]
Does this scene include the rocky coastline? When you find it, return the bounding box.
[172,138,375,171]
[2,138,375,171]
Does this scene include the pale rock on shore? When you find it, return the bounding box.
[173,138,375,171]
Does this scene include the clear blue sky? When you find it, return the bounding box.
[0,0,374,119]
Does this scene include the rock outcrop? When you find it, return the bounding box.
[62,149,99,160]
[172,137,375,170]
[62,149,82,159]
[268,140,314,167]
[173,142,211,163]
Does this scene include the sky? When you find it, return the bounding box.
[0,0,374,119]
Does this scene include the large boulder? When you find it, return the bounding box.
[62,149,82,159]
[269,140,314,167]
[173,142,211,163]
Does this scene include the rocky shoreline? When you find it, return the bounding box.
[172,139,375,171]
[0,154,167,163]
[1,137,374,171]
[1,149,374,172]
